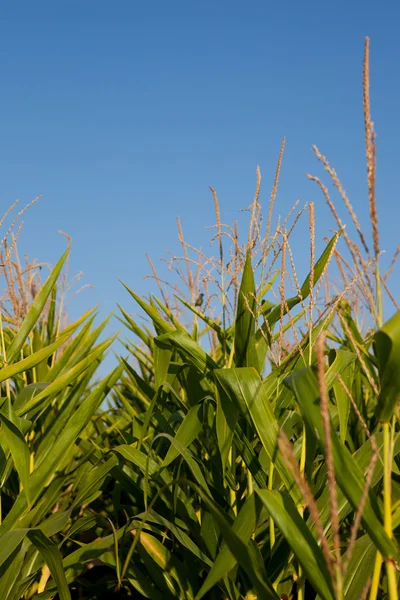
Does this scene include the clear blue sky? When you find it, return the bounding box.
[1,1,399,359]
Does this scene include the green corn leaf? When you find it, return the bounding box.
[342,535,375,598]
[175,295,224,337]
[139,542,179,597]
[46,284,57,343]
[136,383,164,451]
[189,483,279,599]
[1,366,123,533]
[143,510,212,568]
[258,270,280,305]
[114,445,161,477]
[257,490,335,600]
[122,358,155,404]
[45,317,96,382]
[152,295,187,333]
[154,338,173,390]
[73,455,119,508]
[285,367,398,559]
[58,530,126,587]
[233,423,267,488]
[0,529,28,568]
[0,334,69,385]
[7,249,69,363]
[331,355,355,443]
[162,402,204,467]
[33,377,93,469]
[156,331,217,373]
[0,410,31,505]
[121,282,174,334]
[338,299,366,345]
[314,432,397,534]
[325,348,355,389]
[153,433,211,496]
[117,304,153,347]
[39,509,72,538]
[13,383,49,414]
[16,335,117,417]
[234,252,258,371]
[373,311,400,423]
[32,326,47,381]
[61,315,113,373]
[199,511,219,562]
[216,382,239,474]
[266,231,341,328]
[213,367,302,505]
[0,543,28,600]
[196,493,260,599]
[108,518,121,587]
[62,515,107,546]
[60,307,98,337]
[127,571,166,600]
[26,529,71,600]
[318,433,400,545]
[139,530,197,599]
[299,231,341,299]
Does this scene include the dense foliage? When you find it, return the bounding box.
[0,37,399,600]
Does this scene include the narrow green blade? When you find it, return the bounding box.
[7,249,69,363]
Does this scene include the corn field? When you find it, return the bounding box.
[0,38,399,600]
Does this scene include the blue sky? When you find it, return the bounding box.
[1,1,399,363]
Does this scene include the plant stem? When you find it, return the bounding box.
[387,563,399,600]
[334,564,344,600]
[229,446,237,515]
[268,462,275,550]
[383,423,393,534]
[247,463,254,497]
[383,421,398,600]
[376,261,383,330]
[221,273,227,365]
[297,424,307,600]
[300,425,307,475]
[369,552,382,600]
[0,311,11,402]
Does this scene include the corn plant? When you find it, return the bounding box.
[0,217,122,599]
[113,252,400,599]
[108,38,400,599]
[0,36,399,600]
